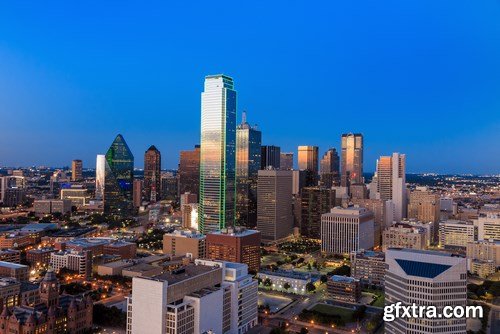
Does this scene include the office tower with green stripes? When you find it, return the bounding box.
[199,74,237,233]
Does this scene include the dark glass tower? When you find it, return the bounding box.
[104,134,134,215]
[144,145,161,202]
[261,145,281,170]
[236,111,262,228]
[320,148,340,188]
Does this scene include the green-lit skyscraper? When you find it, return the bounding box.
[199,74,236,233]
[236,111,261,228]
[104,134,134,215]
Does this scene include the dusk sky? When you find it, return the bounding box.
[0,1,499,174]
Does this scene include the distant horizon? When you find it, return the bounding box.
[1,1,499,174]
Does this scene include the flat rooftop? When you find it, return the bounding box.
[207,228,260,237]
[0,261,27,269]
[330,275,358,283]
[150,264,220,285]
[387,248,465,258]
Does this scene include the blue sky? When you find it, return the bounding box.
[0,1,499,174]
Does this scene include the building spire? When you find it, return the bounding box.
[242,110,247,124]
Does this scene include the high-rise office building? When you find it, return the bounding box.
[144,145,161,202]
[133,179,143,208]
[103,134,134,215]
[280,152,294,170]
[382,223,428,251]
[71,159,83,181]
[160,172,178,200]
[340,133,363,187]
[319,148,339,188]
[179,145,200,196]
[375,153,407,221]
[300,187,335,239]
[199,74,237,234]
[297,145,319,186]
[236,112,261,228]
[261,145,281,170]
[407,190,441,223]
[95,154,105,200]
[321,207,374,255]
[257,170,293,242]
[385,248,467,334]
[127,260,258,334]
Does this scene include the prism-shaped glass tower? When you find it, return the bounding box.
[104,134,134,215]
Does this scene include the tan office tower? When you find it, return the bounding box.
[319,148,340,188]
[179,145,200,196]
[280,152,294,170]
[340,133,363,187]
[408,190,440,223]
[298,145,319,186]
[71,160,83,181]
[375,153,406,221]
[144,145,161,202]
[257,170,293,242]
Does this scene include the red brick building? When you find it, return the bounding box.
[206,228,261,272]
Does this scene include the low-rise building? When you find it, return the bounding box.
[382,223,427,251]
[50,250,92,278]
[0,250,21,264]
[350,250,386,287]
[0,262,28,282]
[466,240,499,278]
[327,275,361,303]
[257,269,313,295]
[163,230,206,259]
[439,220,477,250]
[33,199,72,215]
[26,247,56,267]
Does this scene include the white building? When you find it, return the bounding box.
[127,260,257,334]
[474,214,500,241]
[439,220,477,249]
[257,269,313,295]
[321,206,374,254]
[385,249,467,334]
[95,154,106,200]
[50,250,92,278]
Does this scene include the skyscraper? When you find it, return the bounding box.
[340,133,363,187]
[280,152,294,170]
[375,153,407,221]
[179,145,200,196]
[300,187,335,239]
[199,74,237,234]
[257,170,294,242]
[103,134,134,215]
[297,145,319,186]
[95,154,105,200]
[319,148,340,188]
[385,249,467,334]
[71,159,83,181]
[260,145,281,170]
[144,145,161,202]
[236,111,262,228]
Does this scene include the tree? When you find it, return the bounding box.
[283,282,291,290]
[300,327,309,334]
[264,278,272,287]
[320,275,328,284]
[305,282,316,292]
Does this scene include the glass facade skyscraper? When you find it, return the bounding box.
[341,133,363,187]
[236,111,262,228]
[95,154,106,200]
[298,145,319,186]
[320,148,340,188]
[104,134,134,215]
[199,75,236,234]
[144,145,161,202]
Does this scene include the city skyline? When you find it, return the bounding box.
[0,2,499,174]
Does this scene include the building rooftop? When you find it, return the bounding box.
[330,275,359,283]
[259,269,311,280]
[207,228,260,237]
[387,248,464,258]
[0,261,27,269]
[150,264,220,285]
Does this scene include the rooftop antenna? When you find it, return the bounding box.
[242,110,247,124]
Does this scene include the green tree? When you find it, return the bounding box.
[264,278,272,287]
[320,275,328,283]
[300,327,309,334]
[283,282,291,290]
[306,282,316,292]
